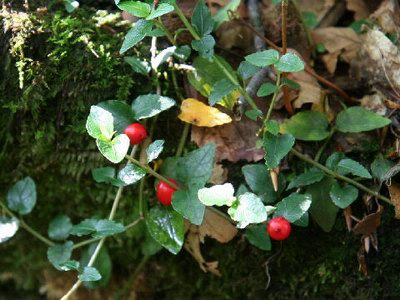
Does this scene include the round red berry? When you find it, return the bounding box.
[124,123,148,145]
[156,179,178,206]
[267,217,291,241]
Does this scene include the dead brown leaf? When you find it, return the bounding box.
[210,163,228,185]
[353,205,384,235]
[191,118,264,162]
[344,206,353,232]
[360,92,388,116]
[346,0,369,20]
[290,71,322,108]
[371,0,400,35]
[387,182,400,219]
[357,246,368,276]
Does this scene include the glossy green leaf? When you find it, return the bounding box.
[213,0,240,29]
[237,61,261,80]
[47,241,74,270]
[117,163,146,186]
[146,206,184,255]
[191,34,215,60]
[117,1,151,17]
[124,56,151,75]
[337,159,372,178]
[141,230,163,256]
[336,107,391,133]
[120,19,153,54]
[329,181,358,209]
[81,244,111,288]
[59,260,80,271]
[97,100,135,134]
[192,0,215,37]
[307,177,338,232]
[197,183,235,206]
[293,211,309,227]
[177,144,215,189]
[86,106,114,141]
[209,79,238,106]
[48,215,72,241]
[172,188,205,225]
[70,219,125,238]
[131,93,175,119]
[371,156,395,182]
[0,217,19,243]
[257,82,278,97]
[7,177,37,215]
[146,3,174,20]
[146,140,165,163]
[245,49,280,67]
[275,52,305,72]
[245,224,271,251]
[242,164,283,203]
[228,192,268,228]
[287,168,325,189]
[274,194,312,223]
[282,111,330,141]
[263,132,295,169]
[325,152,346,171]
[96,134,130,164]
[79,266,102,282]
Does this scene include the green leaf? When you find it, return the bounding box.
[59,260,80,271]
[146,3,174,20]
[47,241,74,270]
[302,11,318,28]
[146,206,184,255]
[120,19,153,54]
[329,181,358,209]
[197,183,235,206]
[131,94,176,119]
[275,52,305,72]
[117,163,146,185]
[70,219,125,238]
[160,157,180,180]
[306,177,338,232]
[325,152,346,171]
[287,168,325,189]
[242,164,283,203]
[237,61,261,80]
[371,156,395,182]
[177,144,216,189]
[48,215,72,241]
[86,106,114,141]
[336,107,391,133]
[282,111,330,141]
[263,132,295,169]
[192,0,215,37]
[265,120,280,135]
[172,188,205,225]
[79,266,102,282]
[7,177,36,215]
[245,109,263,121]
[191,34,215,60]
[80,244,111,287]
[92,167,115,184]
[117,1,151,18]
[245,50,280,67]
[274,194,312,223]
[293,212,309,227]
[0,217,19,243]
[257,82,278,97]
[97,100,136,134]
[337,158,372,178]
[146,140,165,163]
[96,134,130,164]
[209,79,238,106]
[228,193,268,228]
[124,56,151,75]
[245,224,271,251]
[213,0,240,29]
[173,45,191,61]
[141,230,163,256]
[281,77,301,89]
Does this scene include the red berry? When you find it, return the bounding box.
[124,123,147,145]
[267,217,292,241]
[156,179,178,206]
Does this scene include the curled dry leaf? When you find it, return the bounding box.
[184,209,238,276]
[191,117,264,162]
[313,27,362,73]
[357,246,368,276]
[178,98,232,127]
[387,181,400,219]
[344,206,353,232]
[353,205,384,236]
[370,0,400,35]
[289,71,322,109]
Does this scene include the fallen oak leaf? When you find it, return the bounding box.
[178,98,232,127]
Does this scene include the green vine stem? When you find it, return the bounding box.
[290,148,393,205]
[0,201,55,247]
[264,73,282,125]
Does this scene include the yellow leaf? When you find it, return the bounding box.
[178,98,232,127]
